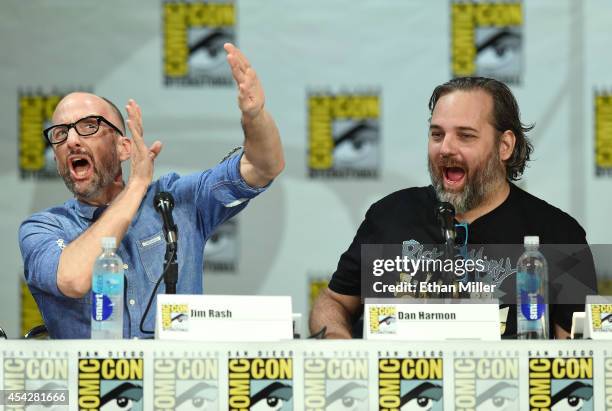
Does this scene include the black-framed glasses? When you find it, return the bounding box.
[43,115,123,145]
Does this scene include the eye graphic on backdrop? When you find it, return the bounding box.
[188,29,232,71]
[250,382,293,411]
[400,382,443,411]
[550,381,593,411]
[325,382,368,411]
[332,120,379,168]
[176,381,218,410]
[476,29,521,73]
[476,381,518,410]
[100,382,143,411]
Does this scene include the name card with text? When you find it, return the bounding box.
[364,299,500,341]
[156,294,293,341]
[584,295,612,339]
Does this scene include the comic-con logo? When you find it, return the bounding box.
[228,358,293,410]
[78,358,144,410]
[308,277,330,312]
[20,279,44,337]
[451,0,523,84]
[303,358,368,411]
[454,358,519,410]
[528,357,593,410]
[18,91,63,178]
[368,306,396,335]
[204,219,238,272]
[591,304,612,332]
[163,0,235,86]
[595,91,612,176]
[3,356,68,410]
[161,303,190,331]
[154,358,218,410]
[378,358,443,410]
[308,92,380,178]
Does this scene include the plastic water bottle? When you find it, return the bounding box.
[516,236,549,339]
[91,237,124,339]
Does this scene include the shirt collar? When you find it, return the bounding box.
[69,198,107,221]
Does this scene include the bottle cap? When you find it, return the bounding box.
[524,236,539,246]
[101,237,116,249]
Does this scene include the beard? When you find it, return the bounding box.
[428,147,506,214]
[58,147,120,202]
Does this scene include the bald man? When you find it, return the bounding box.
[19,44,284,339]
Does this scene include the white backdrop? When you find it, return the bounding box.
[1,0,611,338]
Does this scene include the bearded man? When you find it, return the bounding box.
[19,44,284,339]
[309,76,596,340]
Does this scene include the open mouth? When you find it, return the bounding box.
[443,166,466,187]
[68,155,93,181]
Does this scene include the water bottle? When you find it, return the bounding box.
[91,237,124,339]
[516,236,549,339]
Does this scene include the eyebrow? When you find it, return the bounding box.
[429,124,479,133]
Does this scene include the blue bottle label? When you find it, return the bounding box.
[91,292,113,321]
[520,291,545,320]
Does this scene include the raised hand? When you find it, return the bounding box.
[125,99,162,186]
[224,43,265,120]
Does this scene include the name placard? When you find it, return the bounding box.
[155,294,293,341]
[584,295,612,339]
[364,299,500,341]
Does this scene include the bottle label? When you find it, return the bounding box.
[91,292,113,321]
[520,291,545,320]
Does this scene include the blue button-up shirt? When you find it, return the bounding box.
[19,153,267,339]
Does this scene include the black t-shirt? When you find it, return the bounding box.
[329,183,597,338]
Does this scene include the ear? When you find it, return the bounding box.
[499,130,516,162]
[117,135,131,161]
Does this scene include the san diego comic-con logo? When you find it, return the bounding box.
[20,278,44,337]
[204,219,238,272]
[18,90,64,179]
[303,356,369,411]
[3,353,69,411]
[451,0,523,84]
[528,356,594,410]
[368,306,397,335]
[454,356,519,410]
[378,357,443,411]
[228,357,294,410]
[605,354,612,410]
[163,0,235,87]
[308,91,380,178]
[161,303,190,332]
[78,357,144,411]
[595,90,612,177]
[154,356,218,410]
[591,304,612,332]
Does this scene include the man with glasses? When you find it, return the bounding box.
[19,44,284,339]
[310,76,597,340]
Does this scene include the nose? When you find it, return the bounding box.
[439,133,458,157]
[64,127,82,150]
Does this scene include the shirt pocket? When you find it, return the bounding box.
[136,231,166,284]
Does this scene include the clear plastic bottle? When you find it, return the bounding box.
[91,237,124,339]
[516,236,549,339]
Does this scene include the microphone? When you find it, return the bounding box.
[435,202,456,246]
[154,192,178,245]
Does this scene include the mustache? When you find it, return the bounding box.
[432,157,467,170]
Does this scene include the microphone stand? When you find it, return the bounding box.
[163,241,178,294]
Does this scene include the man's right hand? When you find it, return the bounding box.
[125,99,162,189]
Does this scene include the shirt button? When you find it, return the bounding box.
[129,299,135,305]
[123,264,128,270]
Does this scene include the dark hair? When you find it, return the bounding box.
[428,76,534,181]
[102,97,126,135]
